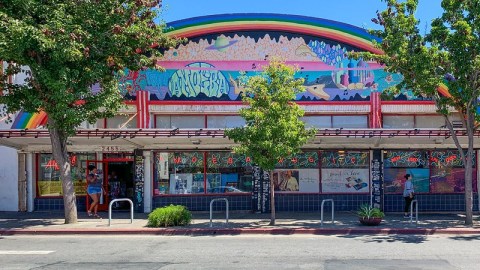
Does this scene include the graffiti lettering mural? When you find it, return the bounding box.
[168,63,229,98]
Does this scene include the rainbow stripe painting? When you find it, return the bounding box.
[165,13,383,54]
[11,111,47,129]
[437,83,452,98]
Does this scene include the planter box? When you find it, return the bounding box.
[358,217,383,226]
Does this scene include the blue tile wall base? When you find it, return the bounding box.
[35,197,87,212]
[34,193,479,213]
[153,195,252,212]
[384,194,479,212]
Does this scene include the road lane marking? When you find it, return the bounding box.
[0,251,55,255]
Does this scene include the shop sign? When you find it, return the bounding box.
[251,166,271,213]
[383,151,427,168]
[134,152,145,212]
[101,146,121,152]
[207,152,253,168]
[170,152,204,167]
[276,152,319,168]
[371,150,383,209]
[252,166,262,213]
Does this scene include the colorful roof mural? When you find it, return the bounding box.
[165,13,383,54]
[10,14,444,129]
[132,14,407,102]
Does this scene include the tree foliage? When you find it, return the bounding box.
[225,61,316,225]
[353,0,480,225]
[226,61,316,171]
[0,0,181,223]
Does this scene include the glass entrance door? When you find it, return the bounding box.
[105,159,134,210]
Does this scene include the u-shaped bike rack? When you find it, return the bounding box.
[321,199,335,226]
[210,198,229,227]
[410,199,418,224]
[108,198,134,226]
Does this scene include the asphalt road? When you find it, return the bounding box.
[0,234,479,269]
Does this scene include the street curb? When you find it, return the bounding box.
[2,227,480,236]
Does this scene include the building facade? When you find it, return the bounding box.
[0,14,479,213]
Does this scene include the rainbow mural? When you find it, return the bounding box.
[9,14,455,128]
[165,13,384,55]
[163,14,453,100]
[11,111,47,129]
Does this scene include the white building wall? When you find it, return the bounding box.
[0,62,29,211]
[0,106,19,211]
[0,146,19,211]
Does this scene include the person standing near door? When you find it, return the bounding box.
[87,165,103,218]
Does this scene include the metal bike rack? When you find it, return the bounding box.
[210,198,229,227]
[108,198,134,226]
[410,199,418,224]
[320,199,335,226]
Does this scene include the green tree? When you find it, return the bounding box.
[353,0,479,225]
[0,0,180,223]
[225,61,316,225]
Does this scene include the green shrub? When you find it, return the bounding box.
[357,204,385,219]
[147,204,192,227]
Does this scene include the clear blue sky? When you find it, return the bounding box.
[160,0,443,31]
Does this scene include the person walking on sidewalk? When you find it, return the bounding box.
[403,174,415,218]
[86,165,104,218]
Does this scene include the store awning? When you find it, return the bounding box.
[0,128,478,152]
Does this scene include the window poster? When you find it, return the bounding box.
[384,168,408,193]
[191,173,204,194]
[298,169,320,193]
[157,180,169,195]
[169,173,193,194]
[239,175,253,192]
[273,169,319,192]
[321,168,369,193]
[384,168,430,194]
[206,173,221,192]
[273,170,300,192]
[221,173,238,187]
[431,168,477,193]
[156,152,169,180]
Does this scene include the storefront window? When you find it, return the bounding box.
[383,115,415,129]
[274,152,319,193]
[106,115,137,128]
[383,150,429,194]
[384,150,477,194]
[38,153,95,197]
[153,152,204,195]
[206,152,254,194]
[207,115,245,128]
[429,150,477,193]
[320,151,370,193]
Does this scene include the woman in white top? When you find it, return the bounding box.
[403,174,415,218]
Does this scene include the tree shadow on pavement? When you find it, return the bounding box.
[448,235,480,241]
[337,234,429,244]
[0,218,59,229]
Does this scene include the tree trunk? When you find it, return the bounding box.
[269,170,275,226]
[48,119,78,224]
[444,113,474,226]
[464,122,474,226]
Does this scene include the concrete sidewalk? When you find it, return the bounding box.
[1,211,479,235]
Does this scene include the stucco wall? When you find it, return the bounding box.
[0,103,19,211]
[0,146,18,211]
